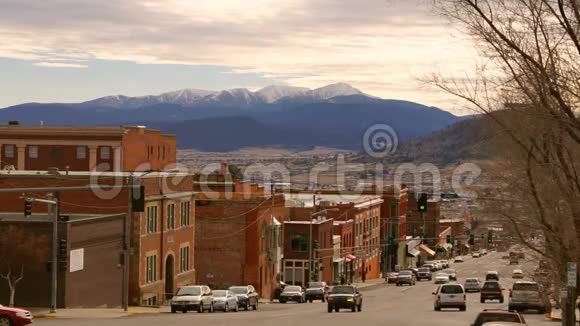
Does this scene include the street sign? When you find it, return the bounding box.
[440,193,460,199]
[567,262,576,287]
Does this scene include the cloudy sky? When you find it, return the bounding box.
[0,0,478,114]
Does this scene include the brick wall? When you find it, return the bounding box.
[122,128,176,171]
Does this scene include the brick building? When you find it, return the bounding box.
[193,178,285,300]
[0,213,125,308]
[0,123,176,172]
[282,217,334,286]
[283,192,383,281]
[0,170,195,306]
[333,220,355,283]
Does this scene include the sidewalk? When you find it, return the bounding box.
[29,306,165,319]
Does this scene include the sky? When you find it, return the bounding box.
[0,0,479,115]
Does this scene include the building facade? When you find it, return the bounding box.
[0,124,176,172]
[0,171,195,307]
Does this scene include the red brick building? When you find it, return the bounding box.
[0,123,176,172]
[333,220,355,283]
[0,171,195,307]
[193,178,285,300]
[283,192,383,281]
[282,217,334,286]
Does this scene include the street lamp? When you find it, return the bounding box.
[309,208,339,282]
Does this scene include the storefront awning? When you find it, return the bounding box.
[407,248,420,257]
[419,244,436,257]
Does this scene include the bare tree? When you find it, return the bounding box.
[0,225,49,307]
[428,0,580,311]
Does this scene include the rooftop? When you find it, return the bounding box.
[283,193,383,208]
[0,124,175,137]
[284,218,333,225]
[0,170,192,178]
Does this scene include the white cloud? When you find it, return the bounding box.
[33,62,88,68]
[0,0,479,112]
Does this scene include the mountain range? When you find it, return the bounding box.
[0,83,467,151]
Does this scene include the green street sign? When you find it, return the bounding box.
[441,193,460,199]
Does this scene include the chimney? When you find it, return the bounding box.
[221,162,228,175]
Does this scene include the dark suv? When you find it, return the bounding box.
[471,309,526,326]
[327,285,363,313]
[305,281,329,302]
[481,281,504,303]
[228,285,259,310]
[417,267,432,281]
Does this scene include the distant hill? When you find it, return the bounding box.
[354,116,492,164]
[0,83,465,152]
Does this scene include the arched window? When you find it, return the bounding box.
[291,235,308,252]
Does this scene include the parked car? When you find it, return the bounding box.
[305,281,329,302]
[486,271,500,281]
[327,285,362,313]
[229,285,259,310]
[434,262,443,270]
[171,285,214,313]
[0,304,33,326]
[434,273,450,284]
[433,284,466,311]
[481,249,488,255]
[512,269,524,279]
[443,268,457,281]
[386,272,399,284]
[396,270,416,286]
[438,260,449,268]
[279,285,306,303]
[481,281,504,303]
[473,252,481,258]
[408,267,419,277]
[508,281,548,314]
[464,278,482,292]
[417,267,433,281]
[470,309,527,326]
[454,256,464,263]
[212,290,239,312]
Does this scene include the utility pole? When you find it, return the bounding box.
[309,194,315,282]
[123,175,134,312]
[563,262,577,326]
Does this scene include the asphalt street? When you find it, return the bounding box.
[34,252,555,326]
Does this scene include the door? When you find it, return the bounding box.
[165,255,175,301]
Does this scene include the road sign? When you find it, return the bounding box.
[567,262,576,287]
[440,193,460,199]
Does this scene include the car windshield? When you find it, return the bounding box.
[513,283,539,291]
[440,285,463,294]
[399,271,412,275]
[466,278,479,283]
[331,286,355,294]
[283,286,301,293]
[443,269,456,274]
[475,313,522,326]
[213,290,228,297]
[419,268,430,272]
[175,287,201,296]
[308,282,325,288]
[229,287,248,294]
[483,282,500,289]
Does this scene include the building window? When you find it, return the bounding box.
[28,145,38,159]
[157,145,161,159]
[146,255,157,283]
[76,146,87,159]
[4,145,14,158]
[167,203,175,230]
[51,146,63,160]
[145,296,157,306]
[390,202,398,218]
[146,206,158,234]
[283,260,309,287]
[163,146,166,160]
[179,246,190,273]
[180,201,190,226]
[290,235,308,252]
[100,146,111,160]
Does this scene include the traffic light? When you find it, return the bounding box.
[131,185,145,212]
[417,193,428,212]
[24,198,32,218]
[58,239,68,259]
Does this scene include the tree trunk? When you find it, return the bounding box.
[9,285,15,307]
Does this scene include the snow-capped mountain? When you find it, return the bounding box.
[79,83,368,109]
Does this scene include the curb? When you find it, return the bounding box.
[32,313,58,319]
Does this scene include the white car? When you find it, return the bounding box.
[512,269,524,279]
[434,263,443,270]
[472,252,481,258]
[171,285,214,313]
[454,256,464,263]
[212,290,239,312]
[434,273,450,284]
[433,284,466,311]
